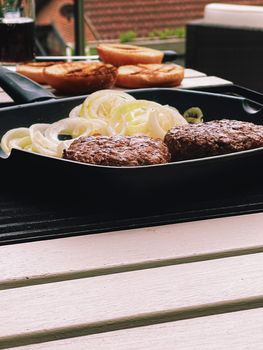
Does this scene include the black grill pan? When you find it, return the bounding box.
[1,67,263,208]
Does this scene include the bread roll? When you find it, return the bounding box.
[43,61,118,95]
[97,43,164,67]
[116,63,184,88]
[16,62,63,84]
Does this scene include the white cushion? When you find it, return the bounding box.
[204,3,263,29]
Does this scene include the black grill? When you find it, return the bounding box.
[1,184,263,245]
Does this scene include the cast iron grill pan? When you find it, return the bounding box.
[1,87,263,199]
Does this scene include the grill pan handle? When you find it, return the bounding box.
[162,50,178,63]
[0,66,55,104]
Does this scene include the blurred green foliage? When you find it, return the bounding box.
[89,47,97,55]
[119,30,137,43]
[148,27,186,40]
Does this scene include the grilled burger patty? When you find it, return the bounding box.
[164,119,263,161]
[63,135,171,166]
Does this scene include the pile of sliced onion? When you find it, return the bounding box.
[0,90,188,157]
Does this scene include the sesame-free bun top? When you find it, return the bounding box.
[43,61,118,95]
[16,62,63,84]
[97,43,164,67]
[116,63,184,88]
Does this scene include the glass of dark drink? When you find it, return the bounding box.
[0,0,35,63]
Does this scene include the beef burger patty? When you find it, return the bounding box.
[63,135,171,166]
[164,119,263,161]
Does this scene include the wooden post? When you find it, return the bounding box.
[74,0,85,55]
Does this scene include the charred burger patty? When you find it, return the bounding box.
[63,135,171,166]
[164,119,263,161]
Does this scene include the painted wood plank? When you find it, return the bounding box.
[183,68,207,78]
[179,75,232,89]
[15,308,263,350]
[0,91,12,103]
[1,252,263,347]
[1,213,263,289]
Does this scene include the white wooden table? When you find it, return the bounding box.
[1,213,263,349]
[2,71,263,349]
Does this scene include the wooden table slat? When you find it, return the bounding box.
[182,68,207,78]
[14,308,263,350]
[179,75,232,89]
[1,213,263,289]
[1,252,263,347]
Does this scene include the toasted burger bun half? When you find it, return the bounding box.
[97,43,164,67]
[43,61,118,95]
[116,63,185,88]
[16,62,64,84]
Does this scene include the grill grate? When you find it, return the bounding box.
[1,186,263,245]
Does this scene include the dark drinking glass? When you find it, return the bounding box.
[0,0,35,63]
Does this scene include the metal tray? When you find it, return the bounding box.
[1,68,263,206]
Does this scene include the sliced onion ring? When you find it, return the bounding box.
[148,105,187,139]
[79,90,136,119]
[1,128,31,154]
